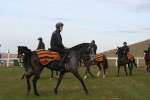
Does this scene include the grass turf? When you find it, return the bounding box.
[0,66,149,100]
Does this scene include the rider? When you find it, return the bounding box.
[91,40,97,54]
[37,37,45,50]
[122,41,130,56]
[50,22,65,57]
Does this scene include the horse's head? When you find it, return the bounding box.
[17,46,29,59]
[70,41,97,62]
[116,47,123,57]
[86,41,97,61]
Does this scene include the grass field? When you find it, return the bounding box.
[0,66,150,100]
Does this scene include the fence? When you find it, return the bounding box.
[0,52,145,67]
[0,52,20,67]
[107,57,144,67]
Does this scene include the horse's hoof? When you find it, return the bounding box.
[54,89,58,95]
[85,91,89,95]
[50,77,54,80]
[84,76,88,80]
[26,92,30,96]
[97,71,101,77]
[103,75,105,79]
[34,93,40,96]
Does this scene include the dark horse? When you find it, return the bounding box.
[144,50,150,72]
[116,47,133,76]
[83,53,108,79]
[17,42,96,96]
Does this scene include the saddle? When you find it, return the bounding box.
[36,49,61,65]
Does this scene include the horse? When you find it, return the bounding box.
[83,53,108,79]
[127,52,137,69]
[144,50,150,72]
[116,47,133,76]
[17,42,96,96]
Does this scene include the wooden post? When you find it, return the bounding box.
[6,50,10,67]
[136,58,139,67]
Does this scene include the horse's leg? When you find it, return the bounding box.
[133,59,137,68]
[97,63,101,77]
[117,65,120,77]
[54,72,65,94]
[102,63,106,79]
[87,65,95,78]
[50,69,54,79]
[146,64,149,72]
[128,62,132,75]
[55,71,59,78]
[72,70,88,95]
[146,64,148,72]
[32,74,40,96]
[124,65,128,76]
[84,63,94,80]
[21,73,25,80]
[26,73,33,96]
[84,67,88,80]
[130,62,133,75]
[32,68,43,96]
[146,64,150,72]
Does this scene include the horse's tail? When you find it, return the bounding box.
[104,57,108,69]
[103,55,108,69]
[133,58,137,67]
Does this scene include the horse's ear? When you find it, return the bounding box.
[91,40,95,45]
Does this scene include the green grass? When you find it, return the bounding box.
[0,66,150,100]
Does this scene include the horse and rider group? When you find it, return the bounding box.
[17,22,150,96]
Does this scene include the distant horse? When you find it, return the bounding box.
[17,42,96,96]
[127,52,137,69]
[83,53,108,79]
[116,47,133,76]
[144,50,150,72]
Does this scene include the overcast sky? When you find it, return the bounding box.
[0,0,150,53]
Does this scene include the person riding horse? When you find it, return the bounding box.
[122,42,130,57]
[37,37,45,50]
[144,44,150,72]
[50,22,66,57]
[91,40,97,54]
[148,44,150,52]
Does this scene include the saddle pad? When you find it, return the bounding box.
[36,49,61,65]
[96,53,104,62]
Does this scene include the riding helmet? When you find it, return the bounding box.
[38,37,42,41]
[123,42,127,45]
[56,22,64,29]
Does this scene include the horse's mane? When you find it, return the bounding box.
[18,46,31,52]
[70,43,89,50]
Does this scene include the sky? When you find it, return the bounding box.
[0,0,150,53]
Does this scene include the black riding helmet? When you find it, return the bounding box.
[38,37,42,41]
[123,42,127,45]
[56,22,64,29]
